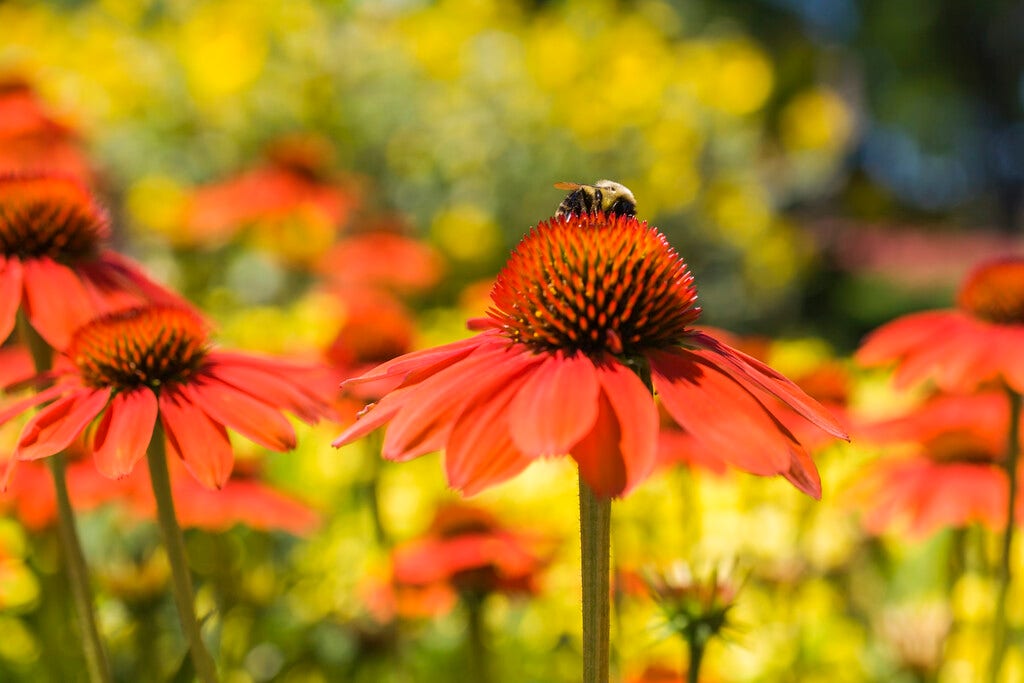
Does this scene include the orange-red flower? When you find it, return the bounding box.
[857,257,1024,393]
[130,457,320,534]
[181,136,358,257]
[391,503,551,598]
[0,81,91,181]
[316,229,443,297]
[0,305,332,488]
[0,175,182,348]
[1,450,133,530]
[334,214,847,498]
[850,393,1020,536]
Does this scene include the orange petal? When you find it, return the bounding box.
[446,374,535,495]
[382,345,537,462]
[650,349,821,498]
[0,257,24,344]
[207,355,331,425]
[92,388,157,479]
[855,311,956,366]
[182,375,296,452]
[692,332,846,438]
[17,387,110,460]
[570,389,627,498]
[508,352,599,456]
[21,257,94,349]
[595,360,658,495]
[160,386,234,488]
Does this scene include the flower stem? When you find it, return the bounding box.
[146,425,219,683]
[687,637,705,683]
[49,454,113,683]
[17,313,112,683]
[579,476,611,683]
[465,593,491,683]
[990,386,1022,683]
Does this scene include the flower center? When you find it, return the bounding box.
[957,258,1024,325]
[488,214,701,356]
[926,430,1000,465]
[70,306,210,390]
[0,176,109,263]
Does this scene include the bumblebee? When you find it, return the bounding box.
[553,180,637,219]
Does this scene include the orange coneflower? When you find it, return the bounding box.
[130,457,320,534]
[857,257,1024,392]
[391,502,551,599]
[0,81,92,181]
[334,213,847,499]
[0,175,181,348]
[0,304,332,488]
[850,392,1020,536]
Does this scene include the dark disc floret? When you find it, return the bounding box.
[0,176,109,263]
[70,306,210,391]
[957,257,1024,325]
[488,213,701,356]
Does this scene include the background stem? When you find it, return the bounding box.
[17,313,111,683]
[146,425,220,683]
[579,477,611,683]
[687,637,705,683]
[989,386,1022,683]
[49,455,113,683]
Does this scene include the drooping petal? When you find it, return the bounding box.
[650,348,822,498]
[206,353,332,424]
[594,359,659,495]
[570,389,627,498]
[888,315,982,390]
[331,388,412,448]
[148,476,320,534]
[92,388,158,479]
[84,251,192,310]
[690,332,846,438]
[381,344,539,462]
[342,333,491,396]
[159,386,234,488]
[985,328,1024,394]
[508,352,600,456]
[0,382,71,427]
[21,257,95,349]
[0,257,24,344]
[446,373,535,495]
[17,387,111,460]
[181,375,297,452]
[855,311,959,366]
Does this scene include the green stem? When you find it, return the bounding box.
[687,637,705,683]
[990,387,1022,683]
[579,476,611,683]
[465,593,491,683]
[146,425,219,683]
[17,314,111,683]
[49,455,113,683]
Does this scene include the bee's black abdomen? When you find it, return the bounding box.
[607,197,636,217]
[557,190,591,218]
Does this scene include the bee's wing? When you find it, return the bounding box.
[554,181,584,191]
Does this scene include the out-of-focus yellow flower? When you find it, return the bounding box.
[706,179,773,245]
[0,616,38,665]
[781,88,855,154]
[126,174,189,240]
[430,203,501,264]
[678,39,773,116]
[524,20,583,92]
[952,573,995,623]
[177,1,268,104]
